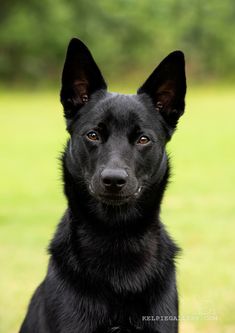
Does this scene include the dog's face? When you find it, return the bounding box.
[61,38,186,207]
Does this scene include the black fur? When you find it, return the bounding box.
[20,38,186,333]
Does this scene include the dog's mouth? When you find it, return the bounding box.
[88,185,142,206]
[98,195,131,206]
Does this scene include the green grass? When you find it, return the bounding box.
[0,86,235,333]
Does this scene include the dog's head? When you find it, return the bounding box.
[60,38,186,208]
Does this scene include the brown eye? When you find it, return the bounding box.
[87,131,99,141]
[137,135,150,145]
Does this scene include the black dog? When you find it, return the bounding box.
[20,38,186,333]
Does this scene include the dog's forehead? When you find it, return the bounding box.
[93,93,151,127]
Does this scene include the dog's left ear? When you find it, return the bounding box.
[60,38,107,119]
[138,51,186,128]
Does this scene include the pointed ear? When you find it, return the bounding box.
[138,51,186,128]
[60,38,107,119]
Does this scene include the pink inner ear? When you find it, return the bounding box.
[73,79,89,104]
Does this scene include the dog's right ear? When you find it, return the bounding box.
[60,38,107,119]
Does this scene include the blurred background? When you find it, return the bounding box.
[0,1,235,332]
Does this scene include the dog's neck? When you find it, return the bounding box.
[49,156,177,294]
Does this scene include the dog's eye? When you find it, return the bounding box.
[87,131,100,141]
[137,135,150,145]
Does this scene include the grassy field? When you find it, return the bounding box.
[0,86,235,333]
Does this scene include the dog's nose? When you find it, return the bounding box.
[101,168,128,190]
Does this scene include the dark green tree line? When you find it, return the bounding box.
[0,0,234,84]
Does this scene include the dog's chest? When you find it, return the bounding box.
[77,227,159,293]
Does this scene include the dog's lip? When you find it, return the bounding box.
[134,186,142,196]
[98,194,131,200]
[88,184,142,203]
